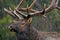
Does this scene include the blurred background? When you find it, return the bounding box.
[0,0,60,40]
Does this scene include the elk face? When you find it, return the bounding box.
[8,18,32,33]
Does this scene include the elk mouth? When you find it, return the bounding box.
[10,28,15,32]
[8,26,17,32]
[10,28,18,32]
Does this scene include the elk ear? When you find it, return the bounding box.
[27,17,32,24]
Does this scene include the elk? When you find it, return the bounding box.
[4,0,60,40]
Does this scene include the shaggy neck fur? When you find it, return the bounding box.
[15,25,40,40]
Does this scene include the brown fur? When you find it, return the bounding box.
[9,19,60,40]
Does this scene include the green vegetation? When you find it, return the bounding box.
[0,0,60,40]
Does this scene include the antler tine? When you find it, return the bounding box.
[45,0,57,13]
[15,9,27,18]
[56,0,58,5]
[15,0,25,9]
[56,0,60,10]
[13,10,24,19]
[45,0,60,12]
[18,8,38,13]
[56,7,60,10]
[28,0,37,10]
[4,8,23,19]
[4,8,16,17]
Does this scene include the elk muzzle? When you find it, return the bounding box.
[8,25,17,32]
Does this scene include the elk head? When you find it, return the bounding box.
[4,0,60,35]
[4,0,37,33]
[4,7,33,40]
[9,16,32,32]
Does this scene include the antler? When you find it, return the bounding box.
[27,0,37,10]
[18,0,37,13]
[4,8,15,17]
[19,0,60,15]
[4,0,26,19]
[4,0,60,19]
[45,0,58,13]
[15,0,25,9]
[28,0,60,16]
[4,8,23,19]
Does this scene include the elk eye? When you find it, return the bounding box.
[21,21,25,25]
[21,22,25,25]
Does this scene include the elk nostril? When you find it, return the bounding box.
[8,26,12,29]
[8,26,14,31]
[8,26,16,32]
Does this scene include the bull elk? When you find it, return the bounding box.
[4,0,60,40]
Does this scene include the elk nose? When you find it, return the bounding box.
[8,26,13,31]
[8,26,15,32]
[8,26,12,30]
